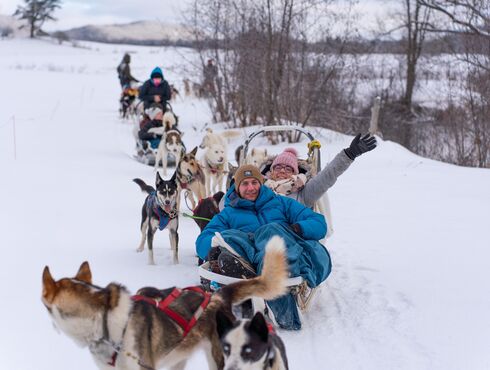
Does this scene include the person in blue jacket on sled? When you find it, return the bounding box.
[195,164,331,330]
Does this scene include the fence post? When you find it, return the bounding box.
[369,96,381,136]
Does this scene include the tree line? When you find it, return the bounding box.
[187,0,489,168]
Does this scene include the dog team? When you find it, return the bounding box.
[43,65,290,370]
[43,62,378,369]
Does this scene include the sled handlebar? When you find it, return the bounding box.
[240,125,321,171]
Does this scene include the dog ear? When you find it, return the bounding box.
[75,261,92,284]
[42,266,57,302]
[216,309,235,339]
[156,172,164,187]
[213,191,225,203]
[170,171,177,184]
[248,312,269,343]
[191,146,198,156]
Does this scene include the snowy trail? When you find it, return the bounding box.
[1,39,490,370]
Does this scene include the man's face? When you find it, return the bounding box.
[152,77,162,86]
[238,178,261,201]
[270,164,294,181]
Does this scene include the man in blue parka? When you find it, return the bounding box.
[196,164,332,329]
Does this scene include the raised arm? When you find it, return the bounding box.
[301,150,353,207]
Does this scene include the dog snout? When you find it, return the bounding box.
[164,199,171,205]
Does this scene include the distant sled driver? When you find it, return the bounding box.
[117,53,139,89]
[138,66,171,110]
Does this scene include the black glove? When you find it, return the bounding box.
[290,223,303,237]
[344,133,377,160]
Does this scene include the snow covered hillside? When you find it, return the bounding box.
[0,38,489,370]
[64,20,193,45]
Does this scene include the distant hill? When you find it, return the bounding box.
[63,20,194,46]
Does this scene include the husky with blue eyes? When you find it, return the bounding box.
[216,310,289,370]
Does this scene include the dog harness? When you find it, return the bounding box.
[146,192,177,230]
[106,287,211,368]
[132,286,211,337]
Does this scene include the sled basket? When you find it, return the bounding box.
[198,262,318,314]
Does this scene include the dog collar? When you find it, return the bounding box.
[207,159,224,174]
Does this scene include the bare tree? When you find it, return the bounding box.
[187,0,354,137]
[13,0,61,39]
[401,0,432,110]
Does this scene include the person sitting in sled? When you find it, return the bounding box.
[138,105,164,150]
[138,67,171,110]
[195,164,331,330]
[264,133,377,208]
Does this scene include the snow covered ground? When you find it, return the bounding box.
[0,38,489,370]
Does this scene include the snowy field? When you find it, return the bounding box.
[0,38,489,370]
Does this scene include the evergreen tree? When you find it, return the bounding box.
[13,0,61,38]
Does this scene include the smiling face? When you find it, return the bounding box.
[270,164,294,181]
[237,178,261,201]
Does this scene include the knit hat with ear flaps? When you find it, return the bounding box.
[234,164,264,188]
[271,148,299,174]
[150,67,163,79]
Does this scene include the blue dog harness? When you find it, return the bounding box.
[146,192,177,230]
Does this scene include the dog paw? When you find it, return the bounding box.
[136,247,144,253]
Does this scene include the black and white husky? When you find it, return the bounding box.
[133,172,179,264]
[217,310,289,370]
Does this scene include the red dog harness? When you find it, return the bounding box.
[107,286,211,367]
[131,286,211,336]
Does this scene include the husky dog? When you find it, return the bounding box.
[176,146,206,209]
[151,111,184,175]
[192,191,224,231]
[235,146,269,168]
[199,128,242,196]
[134,172,180,265]
[202,143,228,197]
[216,310,289,370]
[41,236,288,370]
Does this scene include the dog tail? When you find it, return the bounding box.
[219,236,288,306]
[133,178,155,194]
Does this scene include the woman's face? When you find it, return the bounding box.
[270,164,294,180]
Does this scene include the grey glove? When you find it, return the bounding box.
[344,133,377,160]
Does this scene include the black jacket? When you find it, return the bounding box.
[117,62,138,87]
[138,79,171,109]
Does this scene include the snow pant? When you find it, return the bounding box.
[218,223,332,330]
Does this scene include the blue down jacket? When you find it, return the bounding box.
[195,184,332,329]
[196,184,327,260]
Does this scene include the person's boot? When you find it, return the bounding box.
[217,250,256,279]
[207,246,222,273]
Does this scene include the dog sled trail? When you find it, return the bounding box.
[41,237,289,370]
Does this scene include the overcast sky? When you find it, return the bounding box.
[1,0,398,34]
